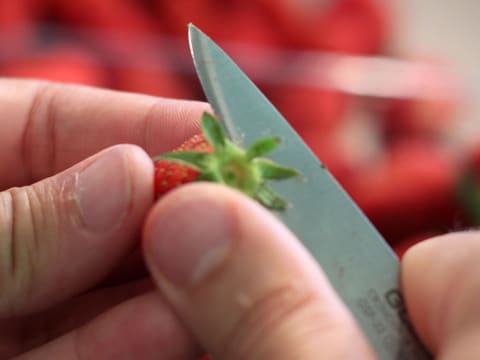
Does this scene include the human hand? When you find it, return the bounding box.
[3,79,479,360]
[0,79,209,359]
[144,182,480,358]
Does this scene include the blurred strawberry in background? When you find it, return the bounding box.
[1,45,108,86]
[1,0,479,261]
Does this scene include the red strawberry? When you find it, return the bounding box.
[153,112,300,210]
[154,133,212,196]
[114,54,194,99]
[0,45,108,87]
[345,140,459,242]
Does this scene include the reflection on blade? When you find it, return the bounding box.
[188,24,430,359]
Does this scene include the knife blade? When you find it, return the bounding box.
[188,23,431,360]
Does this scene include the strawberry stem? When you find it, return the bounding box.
[157,112,300,210]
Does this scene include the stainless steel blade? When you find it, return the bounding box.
[189,24,431,360]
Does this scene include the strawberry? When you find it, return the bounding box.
[153,112,300,210]
[346,140,459,242]
[154,133,212,195]
[0,45,108,87]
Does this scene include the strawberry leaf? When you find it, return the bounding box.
[157,151,210,170]
[246,137,280,160]
[202,112,226,150]
[256,185,288,209]
[255,158,300,180]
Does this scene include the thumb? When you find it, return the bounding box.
[143,183,376,359]
[402,232,480,359]
[0,145,153,316]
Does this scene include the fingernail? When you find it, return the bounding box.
[148,194,233,288]
[78,149,131,232]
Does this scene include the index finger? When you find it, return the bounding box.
[0,79,208,190]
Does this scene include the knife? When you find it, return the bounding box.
[188,23,431,360]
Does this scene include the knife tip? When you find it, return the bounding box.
[188,23,200,35]
[188,23,202,46]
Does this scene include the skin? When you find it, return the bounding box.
[0,79,479,359]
